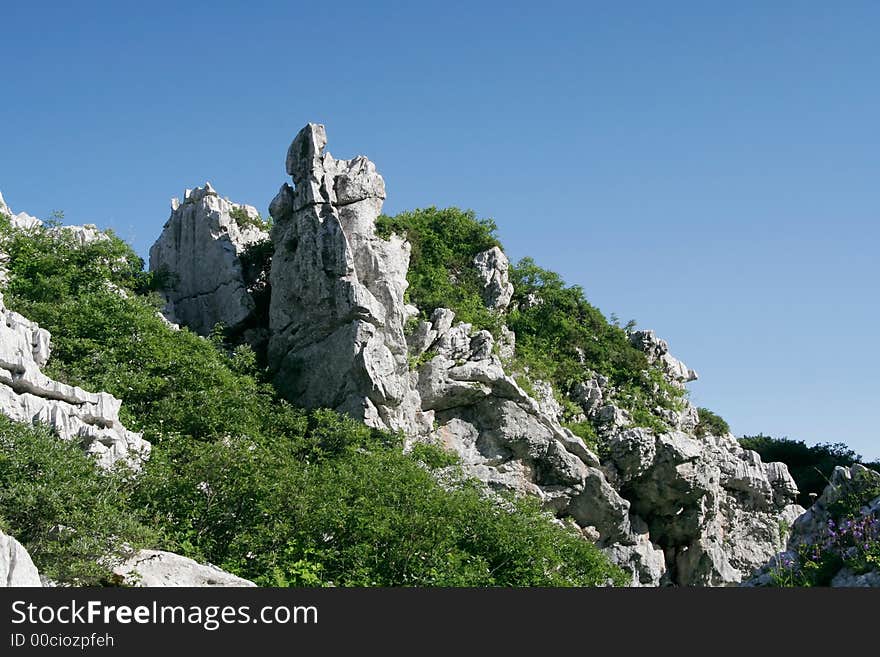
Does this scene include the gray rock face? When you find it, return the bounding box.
[0,530,41,587]
[473,246,514,311]
[0,292,150,469]
[629,330,698,385]
[411,307,666,585]
[267,124,426,434]
[0,191,42,231]
[607,427,802,585]
[112,550,256,587]
[150,183,269,336]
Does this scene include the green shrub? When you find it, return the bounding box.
[376,208,683,435]
[695,407,730,438]
[0,217,625,587]
[229,206,271,232]
[376,207,501,331]
[0,417,155,585]
[133,431,625,587]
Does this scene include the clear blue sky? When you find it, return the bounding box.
[2,2,878,459]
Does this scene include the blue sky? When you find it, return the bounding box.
[1,1,878,459]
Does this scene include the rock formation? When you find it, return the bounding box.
[0,531,255,588]
[112,550,256,587]
[0,195,150,469]
[0,291,149,469]
[266,124,427,433]
[747,464,880,587]
[150,183,269,336]
[0,530,41,587]
[150,124,805,587]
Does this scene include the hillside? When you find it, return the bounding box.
[0,125,877,588]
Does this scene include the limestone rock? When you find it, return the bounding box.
[629,330,698,386]
[0,530,41,587]
[112,550,255,587]
[572,378,604,417]
[149,183,269,336]
[746,465,879,587]
[787,464,880,551]
[473,246,514,311]
[607,428,802,585]
[267,124,424,434]
[0,293,149,469]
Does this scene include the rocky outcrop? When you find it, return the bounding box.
[0,191,42,231]
[746,464,880,587]
[410,308,667,585]
[2,535,254,588]
[474,246,513,311]
[606,427,803,585]
[0,197,149,468]
[266,124,426,433]
[112,550,256,587]
[152,124,803,587]
[629,330,698,386]
[150,183,269,336]
[0,292,149,469]
[0,530,41,587]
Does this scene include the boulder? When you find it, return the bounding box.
[0,531,41,587]
[112,550,255,587]
[473,246,514,311]
[746,465,880,587]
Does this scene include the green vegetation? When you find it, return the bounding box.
[229,206,271,232]
[739,435,880,506]
[376,207,501,331]
[134,429,624,586]
[771,476,880,586]
[695,407,730,438]
[0,416,154,585]
[377,208,686,436]
[0,216,624,587]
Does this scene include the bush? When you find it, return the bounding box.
[0,417,155,585]
[132,431,625,587]
[695,408,730,438]
[377,209,684,436]
[229,206,271,232]
[376,207,501,331]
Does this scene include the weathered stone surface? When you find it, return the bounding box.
[473,246,514,311]
[0,292,149,469]
[0,191,42,231]
[150,183,269,336]
[788,464,879,550]
[629,330,698,385]
[606,428,802,585]
[112,550,255,587]
[0,530,41,587]
[268,125,426,434]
